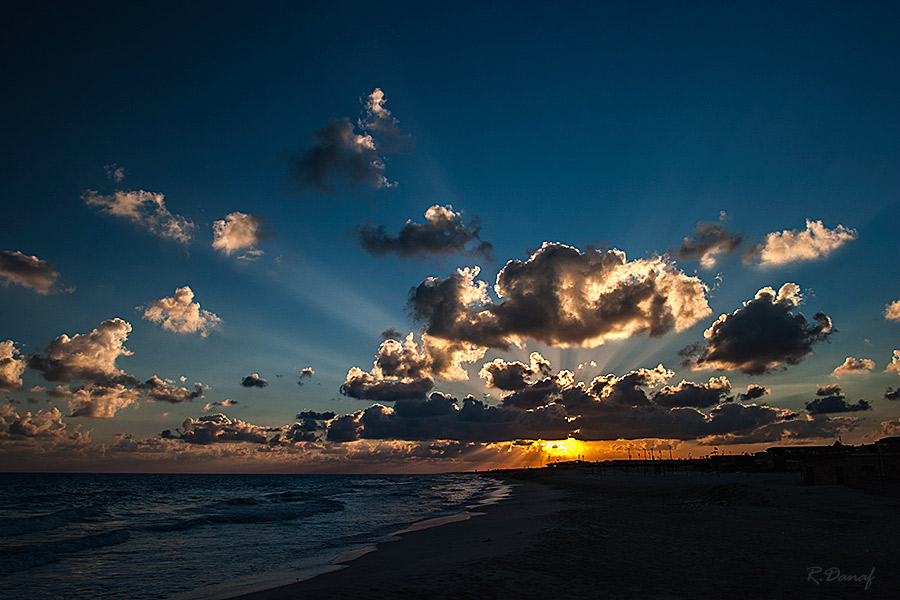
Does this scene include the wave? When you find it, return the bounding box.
[148,497,344,533]
[0,529,131,574]
[0,506,104,538]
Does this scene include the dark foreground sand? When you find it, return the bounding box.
[226,470,899,599]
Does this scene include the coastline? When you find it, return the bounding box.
[223,469,899,599]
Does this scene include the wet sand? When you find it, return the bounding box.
[225,469,899,599]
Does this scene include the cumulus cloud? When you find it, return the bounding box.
[297,410,335,420]
[805,385,870,414]
[0,250,66,295]
[887,350,900,375]
[744,219,857,267]
[831,357,875,377]
[0,403,68,438]
[341,335,435,401]
[289,88,410,192]
[27,318,135,384]
[0,341,26,392]
[479,352,552,391]
[586,365,674,407]
[737,384,770,402]
[885,300,900,321]
[241,374,269,388]
[653,377,732,408]
[164,413,278,444]
[64,384,142,418]
[140,286,221,337]
[143,376,204,403]
[212,212,273,258]
[409,243,711,352]
[883,388,900,401]
[82,189,195,244]
[677,221,744,268]
[297,367,315,386]
[356,205,493,260]
[202,399,238,413]
[680,283,833,375]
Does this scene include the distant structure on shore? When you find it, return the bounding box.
[529,436,900,490]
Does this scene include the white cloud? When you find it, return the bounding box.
[831,357,875,377]
[887,350,900,376]
[885,300,900,321]
[28,318,134,383]
[65,384,141,418]
[0,341,26,392]
[212,212,272,258]
[0,403,68,438]
[745,219,857,267]
[0,250,65,294]
[83,189,195,244]
[140,286,221,337]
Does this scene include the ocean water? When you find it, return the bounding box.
[0,473,508,600]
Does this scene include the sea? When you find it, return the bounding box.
[0,473,509,600]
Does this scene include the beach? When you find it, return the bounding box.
[226,469,899,599]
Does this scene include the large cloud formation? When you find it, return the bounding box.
[744,219,857,267]
[289,88,411,192]
[831,357,875,377]
[805,385,871,415]
[677,221,744,269]
[0,250,65,295]
[212,212,272,259]
[163,413,278,444]
[1,403,68,438]
[82,189,195,244]
[681,283,833,375]
[0,341,26,392]
[28,319,205,418]
[341,335,435,401]
[140,286,221,337]
[409,242,711,351]
[356,205,493,259]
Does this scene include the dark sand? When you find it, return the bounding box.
[225,470,899,599]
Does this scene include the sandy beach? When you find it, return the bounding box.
[225,469,899,599]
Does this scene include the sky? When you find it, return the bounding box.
[1,0,899,473]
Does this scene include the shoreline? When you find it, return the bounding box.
[221,469,899,599]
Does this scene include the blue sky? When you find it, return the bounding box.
[1,1,898,471]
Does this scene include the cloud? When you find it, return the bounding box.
[885,300,900,321]
[82,189,195,244]
[140,286,221,337]
[211,212,273,258]
[297,367,315,386]
[831,356,875,377]
[699,414,858,445]
[356,205,493,260]
[805,385,871,414]
[586,365,673,407]
[104,164,126,183]
[164,413,278,444]
[737,384,770,402]
[0,341,25,392]
[27,318,135,384]
[409,242,711,352]
[744,219,857,267]
[883,388,900,401]
[64,384,141,418]
[677,221,744,268]
[143,376,204,403]
[479,352,552,391]
[653,377,732,408]
[341,335,435,401]
[680,283,834,375]
[0,250,66,295]
[297,410,335,420]
[241,374,269,388]
[289,88,410,192]
[887,350,900,375]
[0,403,68,438]
[202,399,238,413]
[874,419,900,438]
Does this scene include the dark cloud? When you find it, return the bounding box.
[380,328,404,340]
[680,283,834,375]
[289,89,410,193]
[341,336,435,401]
[805,385,871,414]
[885,387,900,401]
[737,384,770,402]
[355,205,493,260]
[700,414,858,445]
[408,243,711,352]
[479,353,552,391]
[296,410,336,421]
[241,373,269,388]
[677,221,744,268]
[166,414,279,444]
[586,366,673,408]
[142,376,204,404]
[0,250,65,295]
[297,367,315,386]
[653,377,731,408]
